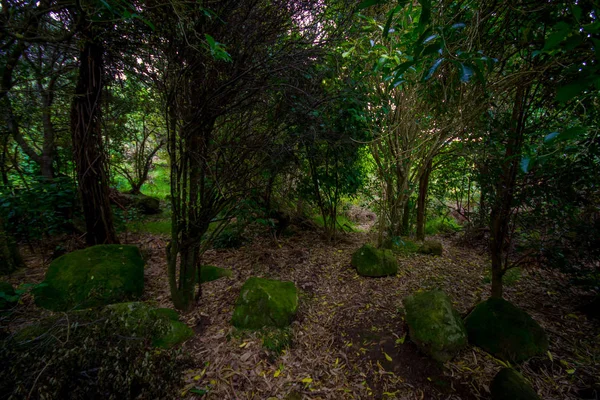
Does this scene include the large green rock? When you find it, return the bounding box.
[351,244,398,277]
[106,302,193,348]
[418,240,443,256]
[34,245,145,311]
[464,298,548,363]
[0,281,17,310]
[491,368,540,400]
[403,290,468,362]
[199,265,232,283]
[231,277,298,329]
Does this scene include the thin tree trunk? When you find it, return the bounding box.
[416,160,432,241]
[401,198,411,236]
[489,86,527,298]
[70,39,118,246]
[0,217,24,275]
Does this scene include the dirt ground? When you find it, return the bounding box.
[7,222,600,400]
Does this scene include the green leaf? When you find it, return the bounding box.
[424,58,444,80]
[418,0,431,30]
[557,126,586,142]
[544,21,571,50]
[190,388,209,395]
[556,80,588,103]
[544,131,559,142]
[520,157,530,173]
[451,23,466,30]
[459,63,474,82]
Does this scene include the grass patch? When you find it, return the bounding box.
[129,218,171,235]
[424,216,462,235]
[140,164,171,199]
[483,267,522,286]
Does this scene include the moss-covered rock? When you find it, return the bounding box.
[464,298,548,363]
[0,281,16,310]
[135,195,161,215]
[231,277,298,329]
[106,302,193,348]
[34,245,145,311]
[199,265,232,283]
[418,240,443,256]
[351,244,398,277]
[491,368,540,400]
[403,290,468,362]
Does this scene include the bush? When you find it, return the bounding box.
[213,226,245,249]
[424,216,462,235]
[0,176,80,240]
[0,307,190,399]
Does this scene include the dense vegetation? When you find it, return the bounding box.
[1,0,599,399]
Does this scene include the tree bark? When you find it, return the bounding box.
[70,39,118,246]
[489,85,527,298]
[416,160,432,241]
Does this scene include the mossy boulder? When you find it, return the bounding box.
[34,245,145,311]
[135,195,161,215]
[199,265,232,283]
[231,277,298,329]
[491,368,540,400]
[351,244,398,277]
[464,298,548,363]
[106,302,193,348]
[0,281,17,310]
[418,240,443,256]
[403,290,468,362]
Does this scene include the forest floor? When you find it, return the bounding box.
[8,217,600,400]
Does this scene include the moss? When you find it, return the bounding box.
[483,267,522,286]
[425,217,462,235]
[106,302,193,348]
[491,368,540,400]
[418,240,443,256]
[261,326,292,355]
[34,245,145,311]
[231,277,298,329]
[351,244,398,277]
[464,298,548,363]
[384,237,420,255]
[402,290,467,362]
[199,265,232,283]
[135,195,161,215]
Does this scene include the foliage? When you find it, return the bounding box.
[424,216,462,235]
[0,175,79,240]
[0,308,190,399]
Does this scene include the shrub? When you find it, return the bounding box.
[0,176,80,240]
[424,216,462,235]
[0,307,190,399]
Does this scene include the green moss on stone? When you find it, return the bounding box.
[199,265,232,283]
[418,240,443,256]
[491,368,540,400]
[403,290,467,362]
[34,245,145,311]
[464,298,548,363]
[351,244,398,277]
[231,277,298,329]
[107,302,193,348]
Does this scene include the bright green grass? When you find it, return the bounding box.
[140,164,170,199]
[312,214,358,232]
[387,237,420,255]
[129,219,171,235]
[424,216,462,235]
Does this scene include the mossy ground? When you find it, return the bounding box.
[199,265,232,283]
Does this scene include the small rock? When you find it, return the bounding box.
[418,240,443,256]
[351,244,398,277]
[491,368,540,400]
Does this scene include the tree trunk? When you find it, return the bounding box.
[401,198,411,236]
[416,160,432,241]
[0,217,24,275]
[70,39,118,246]
[489,86,527,298]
